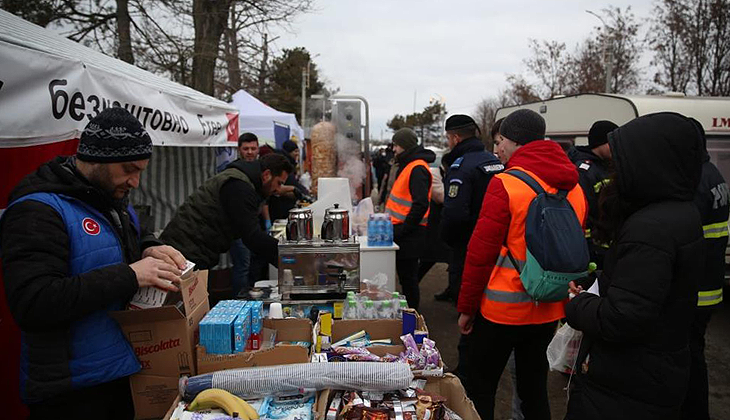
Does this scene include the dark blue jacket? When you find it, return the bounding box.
[1,157,148,403]
[440,137,503,248]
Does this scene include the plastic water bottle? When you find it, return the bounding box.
[367,215,377,246]
[396,299,408,320]
[378,300,394,319]
[384,217,393,246]
[375,215,385,246]
[344,298,358,320]
[390,292,401,313]
[363,300,376,319]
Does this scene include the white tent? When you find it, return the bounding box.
[0,9,238,233]
[232,89,304,147]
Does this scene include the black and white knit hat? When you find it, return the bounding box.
[77,107,152,163]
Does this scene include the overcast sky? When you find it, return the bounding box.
[271,0,655,140]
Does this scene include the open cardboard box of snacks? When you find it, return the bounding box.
[313,374,479,420]
[111,270,209,419]
[163,375,477,420]
[196,318,313,374]
[317,311,444,377]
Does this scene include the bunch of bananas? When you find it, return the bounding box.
[187,389,260,419]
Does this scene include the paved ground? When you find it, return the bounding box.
[414,263,730,420]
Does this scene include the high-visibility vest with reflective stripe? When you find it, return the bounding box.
[480,167,587,325]
[386,159,432,226]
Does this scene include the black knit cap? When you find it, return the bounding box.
[445,114,477,131]
[282,139,298,153]
[588,120,619,149]
[392,128,419,150]
[499,109,546,145]
[77,107,152,163]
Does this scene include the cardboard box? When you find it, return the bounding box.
[424,374,481,420]
[111,270,209,419]
[313,374,478,420]
[196,318,313,374]
[129,374,181,420]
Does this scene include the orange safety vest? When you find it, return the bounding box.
[386,159,432,226]
[480,167,587,325]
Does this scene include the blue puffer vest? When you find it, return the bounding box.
[9,192,141,402]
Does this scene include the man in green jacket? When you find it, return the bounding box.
[161,153,292,269]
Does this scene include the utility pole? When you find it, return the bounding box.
[587,10,613,93]
[301,64,309,129]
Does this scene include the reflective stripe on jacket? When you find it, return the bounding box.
[386,159,432,225]
[480,167,587,325]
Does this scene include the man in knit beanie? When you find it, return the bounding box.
[385,128,436,310]
[1,106,186,419]
[458,108,585,420]
[567,119,618,269]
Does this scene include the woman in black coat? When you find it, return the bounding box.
[565,112,705,420]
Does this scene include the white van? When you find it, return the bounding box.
[496,93,730,284]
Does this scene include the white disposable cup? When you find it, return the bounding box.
[269,302,284,319]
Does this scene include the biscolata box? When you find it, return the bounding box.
[111,270,209,419]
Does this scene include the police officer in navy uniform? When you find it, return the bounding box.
[682,120,730,420]
[437,114,504,301]
[566,120,617,269]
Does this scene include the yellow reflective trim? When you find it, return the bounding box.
[584,228,591,239]
[697,288,723,307]
[593,179,611,193]
[703,222,729,239]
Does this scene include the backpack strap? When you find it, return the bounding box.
[506,169,569,197]
[505,169,545,195]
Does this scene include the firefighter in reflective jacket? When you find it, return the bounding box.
[566,120,617,269]
[385,128,435,310]
[682,120,730,420]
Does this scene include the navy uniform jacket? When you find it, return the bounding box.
[567,145,610,235]
[694,156,730,307]
[440,137,504,248]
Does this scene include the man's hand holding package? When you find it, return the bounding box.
[131,257,182,292]
[142,244,187,270]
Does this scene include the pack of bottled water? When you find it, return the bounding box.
[367,213,393,247]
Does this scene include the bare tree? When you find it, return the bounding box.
[649,0,692,93]
[116,0,134,63]
[503,74,542,104]
[703,0,730,95]
[524,39,571,98]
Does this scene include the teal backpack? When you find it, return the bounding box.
[505,170,590,302]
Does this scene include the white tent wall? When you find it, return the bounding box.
[232,90,305,147]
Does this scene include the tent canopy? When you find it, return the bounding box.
[0,9,238,148]
[232,90,304,147]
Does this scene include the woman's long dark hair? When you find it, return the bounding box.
[591,169,634,245]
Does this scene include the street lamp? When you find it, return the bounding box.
[586,10,613,93]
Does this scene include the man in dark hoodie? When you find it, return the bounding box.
[438,114,503,302]
[567,120,618,269]
[565,113,704,420]
[268,139,308,221]
[161,153,292,270]
[458,109,586,420]
[385,128,436,310]
[1,107,186,419]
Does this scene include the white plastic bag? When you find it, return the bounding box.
[546,323,583,374]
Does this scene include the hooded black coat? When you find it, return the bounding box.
[565,113,705,420]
